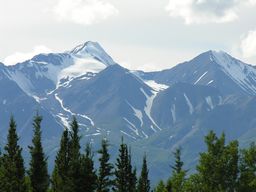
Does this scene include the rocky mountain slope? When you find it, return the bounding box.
[1,42,256,183]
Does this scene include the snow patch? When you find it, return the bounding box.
[171,104,176,123]
[33,96,47,102]
[56,113,70,128]
[140,88,161,130]
[123,118,139,136]
[205,96,214,110]
[55,93,94,126]
[58,56,106,81]
[126,101,143,127]
[142,131,149,139]
[184,93,194,114]
[144,80,169,92]
[120,130,137,140]
[207,80,214,85]
[194,71,208,85]
[150,125,157,133]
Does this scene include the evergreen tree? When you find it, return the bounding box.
[137,155,150,192]
[166,147,186,192]
[28,113,50,192]
[68,117,82,192]
[127,148,137,192]
[113,139,136,192]
[154,180,167,192]
[183,174,203,192]
[80,143,97,192]
[0,116,26,192]
[129,167,137,192]
[52,128,71,192]
[171,148,184,174]
[237,142,256,191]
[196,131,239,192]
[97,139,114,192]
[166,171,186,192]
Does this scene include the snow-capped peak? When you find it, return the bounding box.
[210,50,234,62]
[69,41,115,66]
[3,41,117,96]
[209,50,256,94]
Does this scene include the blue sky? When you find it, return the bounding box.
[1,0,256,71]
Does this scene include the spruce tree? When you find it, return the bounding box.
[80,143,97,192]
[171,148,184,174]
[113,139,135,192]
[137,155,150,192]
[166,147,186,192]
[196,131,239,192]
[237,142,256,191]
[97,139,114,192]
[129,167,137,192]
[154,180,167,192]
[113,140,128,192]
[183,174,203,192]
[52,128,71,192]
[68,117,82,192]
[0,116,26,192]
[28,114,49,192]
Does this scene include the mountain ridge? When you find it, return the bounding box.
[1,42,256,184]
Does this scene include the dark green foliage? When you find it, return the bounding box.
[166,148,186,192]
[196,131,239,192]
[166,171,186,192]
[29,114,50,192]
[137,155,150,192]
[2,114,256,192]
[127,149,137,192]
[171,148,184,174]
[130,167,137,192]
[97,139,114,192]
[80,143,97,192]
[52,129,71,192]
[237,142,256,192]
[154,180,167,192]
[0,116,26,192]
[113,139,136,192]
[182,174,203,192]
[68,117,83,192]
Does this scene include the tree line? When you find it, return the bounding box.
[1,114,256,192]
[155,132,256,192]
[0,114,150,192]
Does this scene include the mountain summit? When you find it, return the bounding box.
[1,42,256,184]
[70,41,115,66]
[145,50,256,95]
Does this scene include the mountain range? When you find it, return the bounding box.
[1,41,256,183]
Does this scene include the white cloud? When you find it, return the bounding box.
[165,0,255,24]
[53,0,118,25]
[240,29,256,58]
[4,46,52,66]
[247,0,256,5]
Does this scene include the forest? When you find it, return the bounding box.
[0,114,256,192]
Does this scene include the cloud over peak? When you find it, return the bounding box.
[240,29,256,58]
[165,0,254,24]
[4,46,52,66]
[53,0,118,25]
